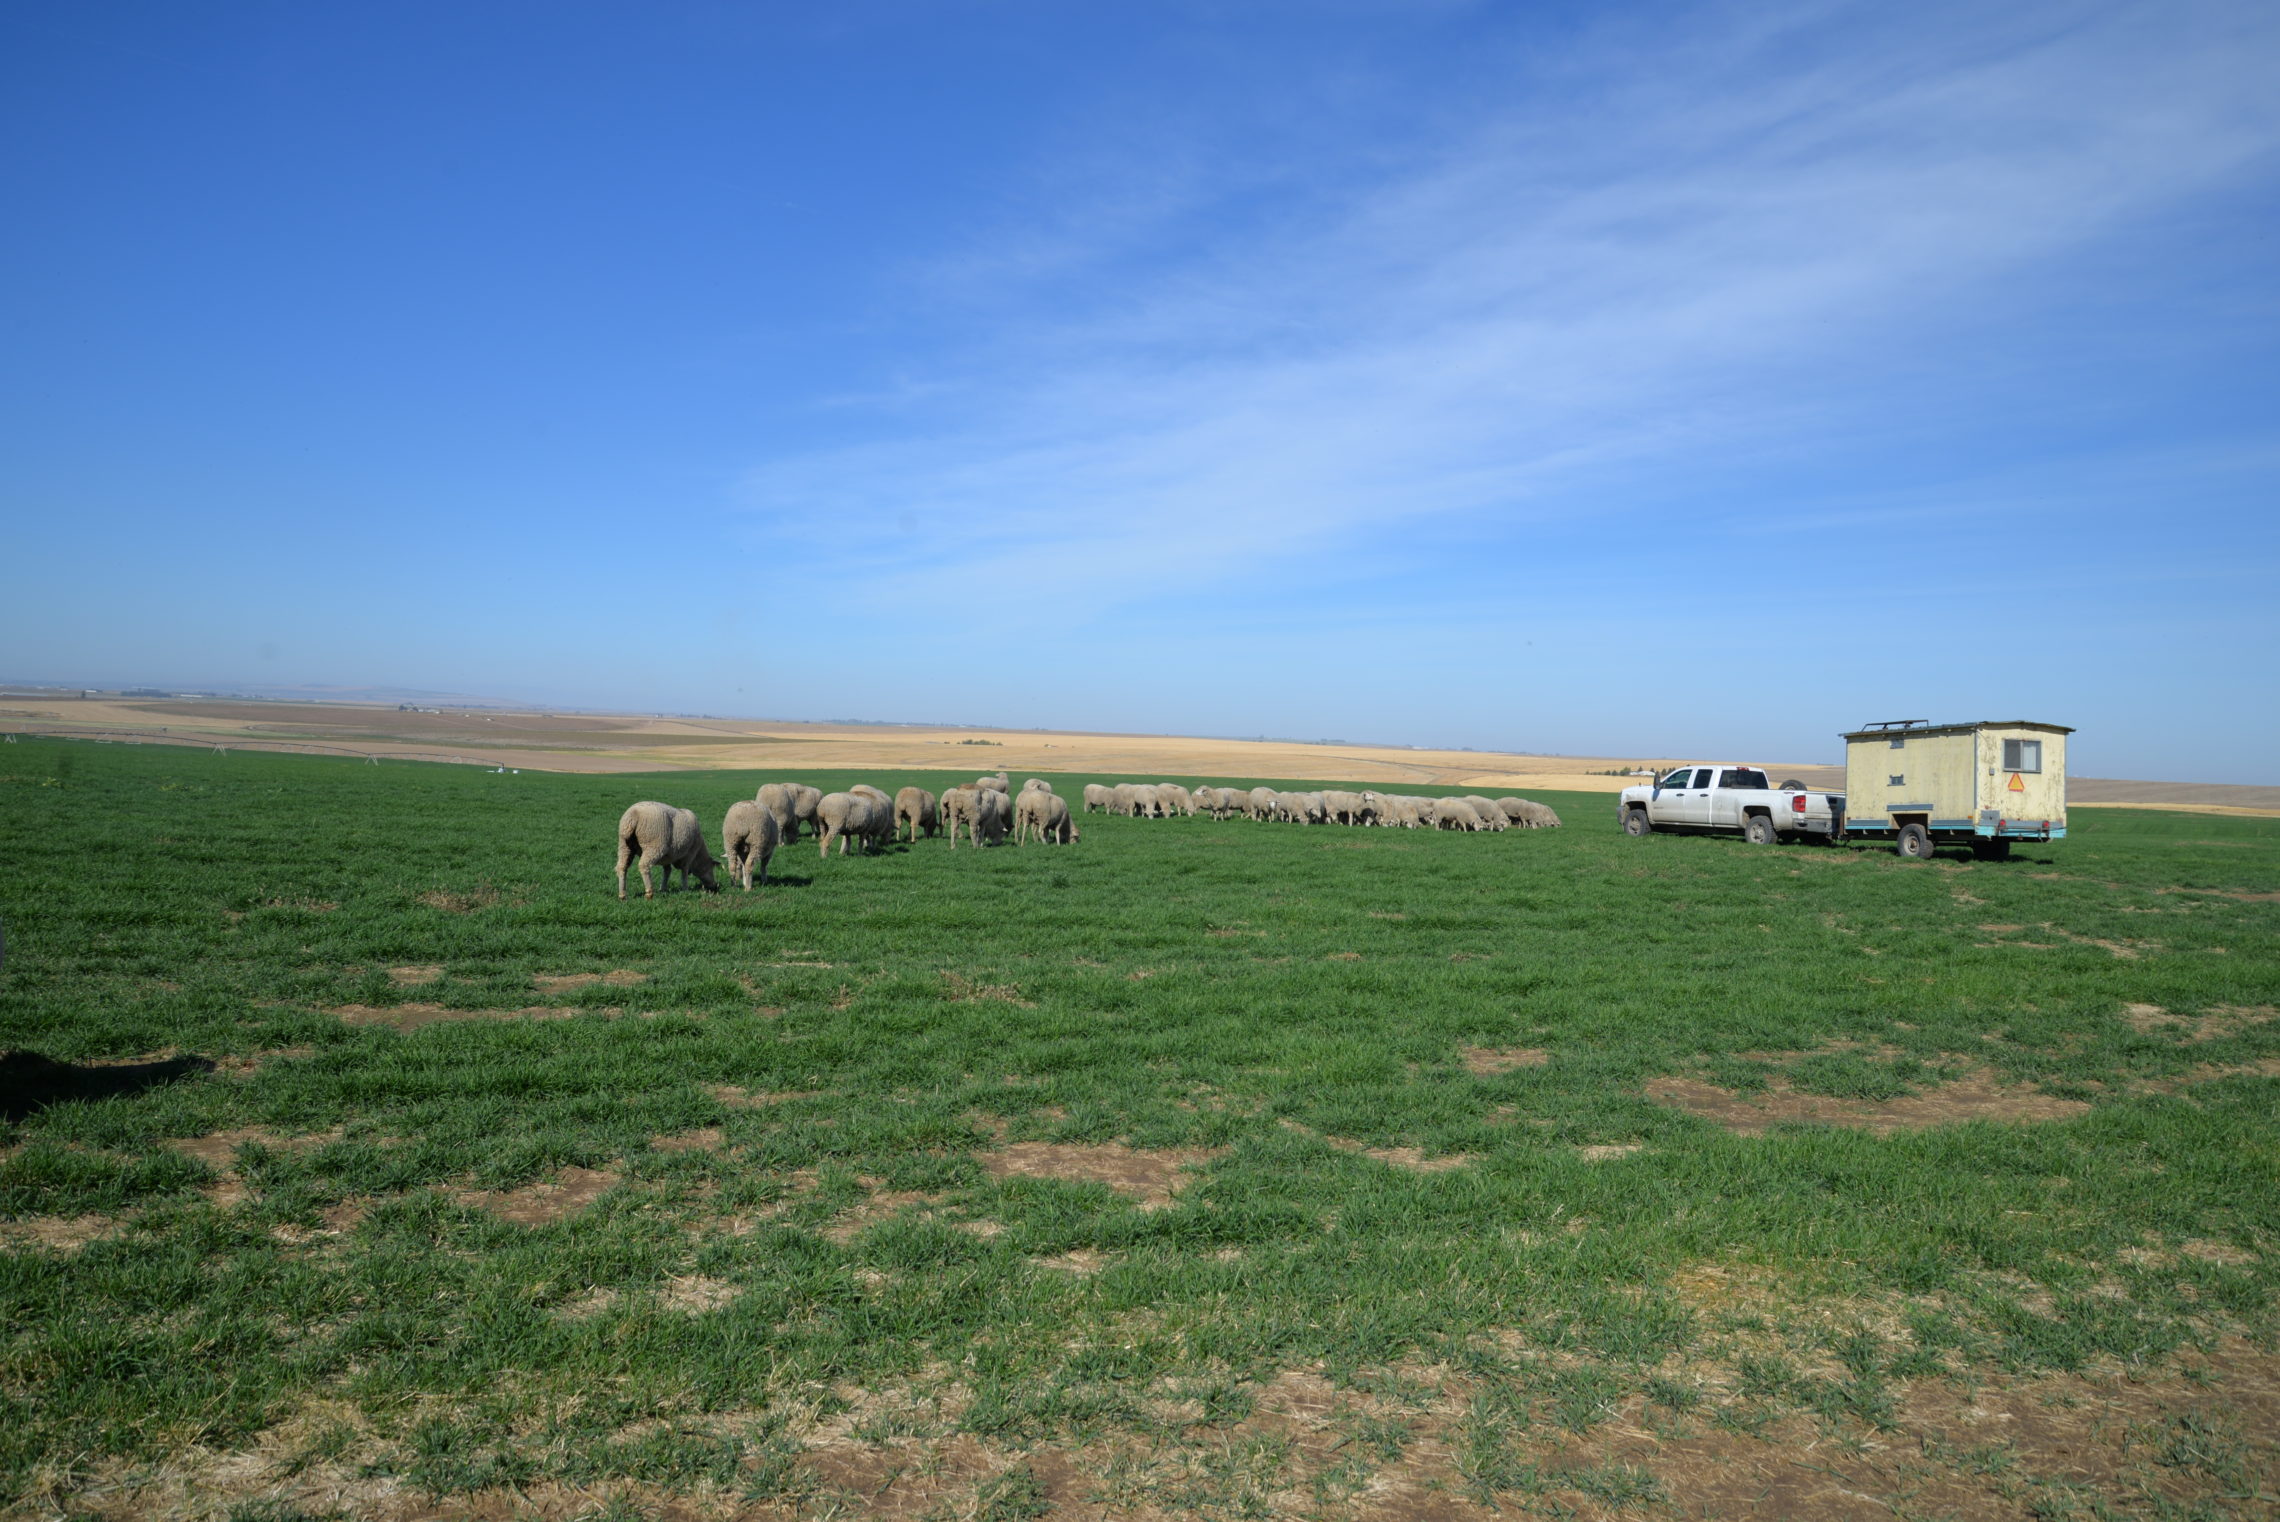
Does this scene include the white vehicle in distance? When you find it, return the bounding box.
[1617,765,1844,845]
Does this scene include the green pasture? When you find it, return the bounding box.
[1,738,2275,1515]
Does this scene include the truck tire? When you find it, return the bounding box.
[1622,807,1653,838]
[1896,823,1933,859]
[1744,814,1777,845]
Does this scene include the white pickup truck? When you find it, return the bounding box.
[1617,765,1845,844]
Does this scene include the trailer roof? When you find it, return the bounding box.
[1841,720,2075,741]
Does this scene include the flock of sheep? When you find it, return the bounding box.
[1080,781,1560,832]
[613,772,1560,899]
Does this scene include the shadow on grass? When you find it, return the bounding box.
[0,1049,216,1122]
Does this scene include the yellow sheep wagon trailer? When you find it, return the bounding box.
[1840,719,2072,860]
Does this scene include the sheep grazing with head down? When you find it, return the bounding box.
[951,786,1009,847]
[1082,783,1112,813]
[1022,777,1054,796]
[1500,798,1562,829]
[1014,787,1080,844]
[721,800,779,891]
[1155,783,1195,817]
[1246,786,1278,821]
[977,772,1010,794]
[894,786,939,842]
[617,801,720,899]
[755,783,801,842]
[1430,797,1487,832]
[817,792,889,857]
[1461,796,1512,832]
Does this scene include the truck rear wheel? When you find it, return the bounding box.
[1896,823,1933,859]
[1622,807,1653,838]
[1744,814,1777,845]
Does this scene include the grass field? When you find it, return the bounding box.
[2,739,2276,1520]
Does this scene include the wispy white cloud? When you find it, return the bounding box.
[738,0,2280,632]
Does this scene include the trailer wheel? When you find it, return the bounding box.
[1622,807,1653,838]
[1972,838,2012,862]
[1744,814,1777,845]
[1896,823,1933,859]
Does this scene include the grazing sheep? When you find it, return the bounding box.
[1505,798,1562,829]
[977,772,1010,793]
[1156,783,1195,817]
[1021,777,1054,796]
[964,786,1010,847]
[755,782,803,842]
[940,786,979,848]
[721,800,779,891]
[616,801,720,899]
[894,786,939,842]
[1082,783,1113,813]
[1246,786,1278,821]
[1320,789,1366,826]
[850,783,893,805]
[1015,788,1080,844]
[1461,796,1512,832]
[782,784,823,839]
[1430,797,1486,831]
[1195,786,1239,820]
[817,792,888,857]
[1128,784,1164,817]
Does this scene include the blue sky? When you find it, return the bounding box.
[3,2,2275,780]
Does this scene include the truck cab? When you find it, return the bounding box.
[1619,765,1843,843]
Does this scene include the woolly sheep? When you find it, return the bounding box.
[1021,777,1054,796]
[1082,783,1112,813]
[850,783,893,805]
[977,772,1010,793]
[1246,786,1278,821]
[967,786,1011,847]
[1507,798,1561,829]
[1430,797,1486,831]
[616,801,720,900]
[755,783,802,842]
[817,792,889,857]
[894,786,939,843]
[1156,783,1195,817]
[1128,784,1164,817]
[1460,796,1511,831]
[1014,788,1080,845]
[720,800,779,891]
[1320,789,1366,826]
[940,786,979,848]
[783,785,823,839]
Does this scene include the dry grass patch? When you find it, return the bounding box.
[417,882,502,913]
[1461,1046,1549,1075]
[706,1083,820,1107]
[982,1140,1222,1209]
[2126,1002,2276,1041]
[940,971,1034,1006]
[1576,1144,1642,1162]
[385,963,442,986]
[1647,1070,2090,1134]
[327,1001,583,1031]
[650,1127,725,1153]
[532,968,648,992]
[658,1274,739,1314]
[1035,1248,1113,1274]
[454,1165,619,1226]
[0,1214,118,1252]
[164,1125,341,1168]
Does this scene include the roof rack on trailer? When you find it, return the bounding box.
[1858,719,1930,732]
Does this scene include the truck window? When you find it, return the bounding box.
[1690,769,1715,787]
[1719,769,1769,789]
[2002,739,2042,773]
[1659,769,1693,787]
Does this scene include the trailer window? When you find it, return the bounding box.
[1719,769,1770,789]
[2003,739,2042,773]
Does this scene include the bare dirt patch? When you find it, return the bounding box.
[455,1165,619,1226]
[418,883,501,913]
[386,963,443,986]
[1461,1046,1549,1075]
[981,1141,1221,1209]
[650,1127,725,1153]
[2127,1002,2276,1041]
[940,971,1034,1006]
[164,1125,341,1168]
[657,1274,738,1313]
[533,968,647,993]
[0,1214,118,1252]
[327,1001,583,1031]
[706,1083,820,1107]
[1577,1144,1642,1161]
[1647,1070,2090,1134]
[1035,1248,1113,1274]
